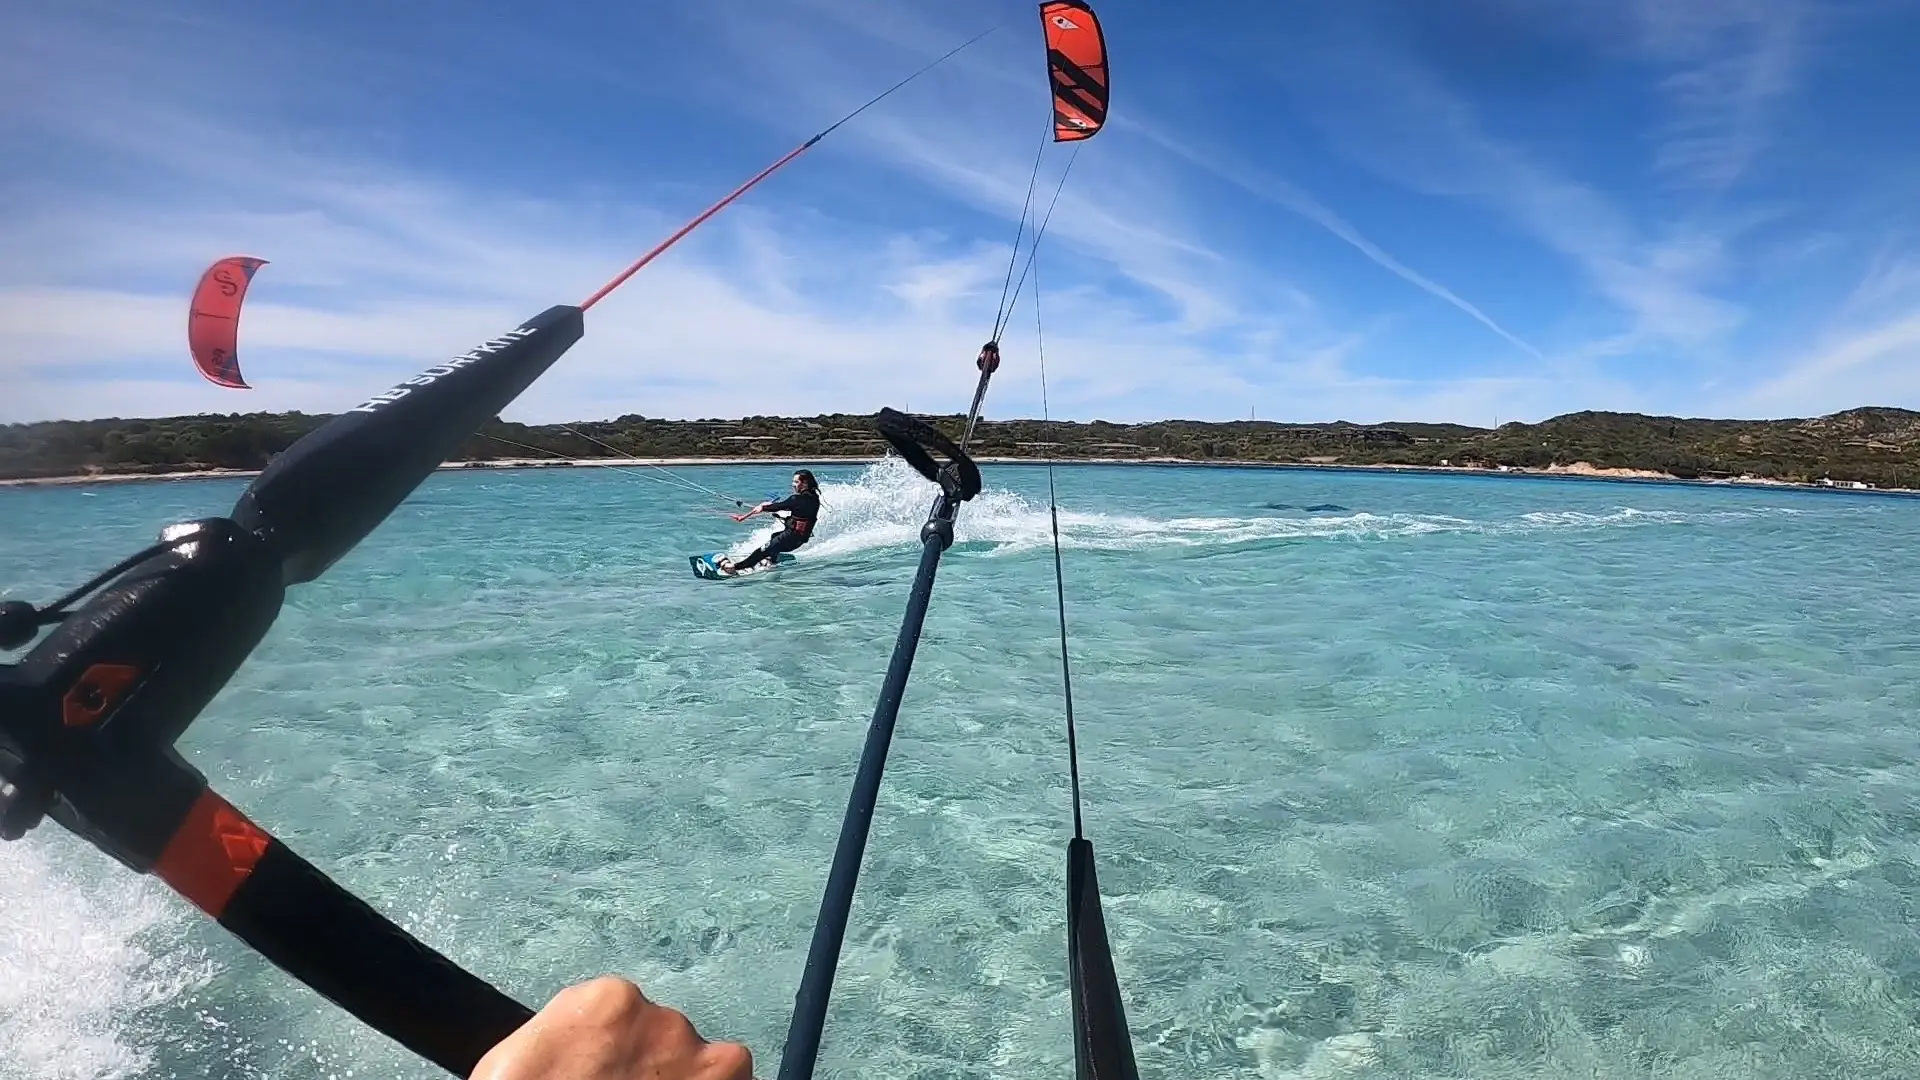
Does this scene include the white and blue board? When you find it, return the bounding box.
[689,552,795,580]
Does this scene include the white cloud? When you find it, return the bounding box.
[0,97,1388,427]
[1843,236,1920,316]
[1278,28,1753,360]
[6,0,1907,432]
[1628,0,1805,192]
[6,0,1521,428]
[1740,240,1920,415]
[1742,309,1920,414]
[1132,126,1544,360]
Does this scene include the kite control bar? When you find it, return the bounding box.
[0,306,590,1076]
[0,520,532,1075]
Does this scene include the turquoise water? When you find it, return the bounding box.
[4,460,1920,1080]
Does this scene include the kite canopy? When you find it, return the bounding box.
[189,255,267,389]
[1041,0,1109,142]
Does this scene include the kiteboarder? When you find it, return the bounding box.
[718,469,820,575]
[473,976,752,1080]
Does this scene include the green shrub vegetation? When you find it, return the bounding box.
[7,407,1920,489]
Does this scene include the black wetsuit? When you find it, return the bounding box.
[733,490,820,570]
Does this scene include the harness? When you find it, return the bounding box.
[775,499,816,538]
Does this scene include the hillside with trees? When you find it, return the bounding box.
[5,407,1920,489]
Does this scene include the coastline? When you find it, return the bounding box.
[2,454,1906,495]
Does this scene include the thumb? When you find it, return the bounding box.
[695,1039,756,1079]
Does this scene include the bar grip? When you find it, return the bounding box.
[156,790,532,1077]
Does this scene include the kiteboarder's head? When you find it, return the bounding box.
[794,470,819,494]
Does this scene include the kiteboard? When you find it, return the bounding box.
[689,552,795,580]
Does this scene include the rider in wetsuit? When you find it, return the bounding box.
[719,469,821,574]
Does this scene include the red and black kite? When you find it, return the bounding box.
[1040,1,1109,143]
[188,255,268,389]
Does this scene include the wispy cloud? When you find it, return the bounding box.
[3,0,1916,431]
[1230,0,1920,423]
[0,75,1436,428]
[1132,127,1544,360]
[749,1,1545,360]
[669,1,1249,332]
[1842,234,1920,315]
[1277,25,1752,358]
[1744,309,1920,414]
[9,0,1537,429]
[1743,237,1920,414]
[1629,0,1805,193]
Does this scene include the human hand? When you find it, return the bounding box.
[471,976,753,1080]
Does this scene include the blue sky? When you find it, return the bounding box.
[3,0,1918,427]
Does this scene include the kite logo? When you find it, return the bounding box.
[347,326,540,413]
[214,269,241,297]
[1051,14,1079,30]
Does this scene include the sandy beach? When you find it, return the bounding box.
[0,454,1886,493]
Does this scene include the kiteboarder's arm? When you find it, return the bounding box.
[732,498,781,522]
[471,977,751,1080]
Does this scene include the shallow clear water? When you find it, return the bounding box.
[4,460,1920,1079]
